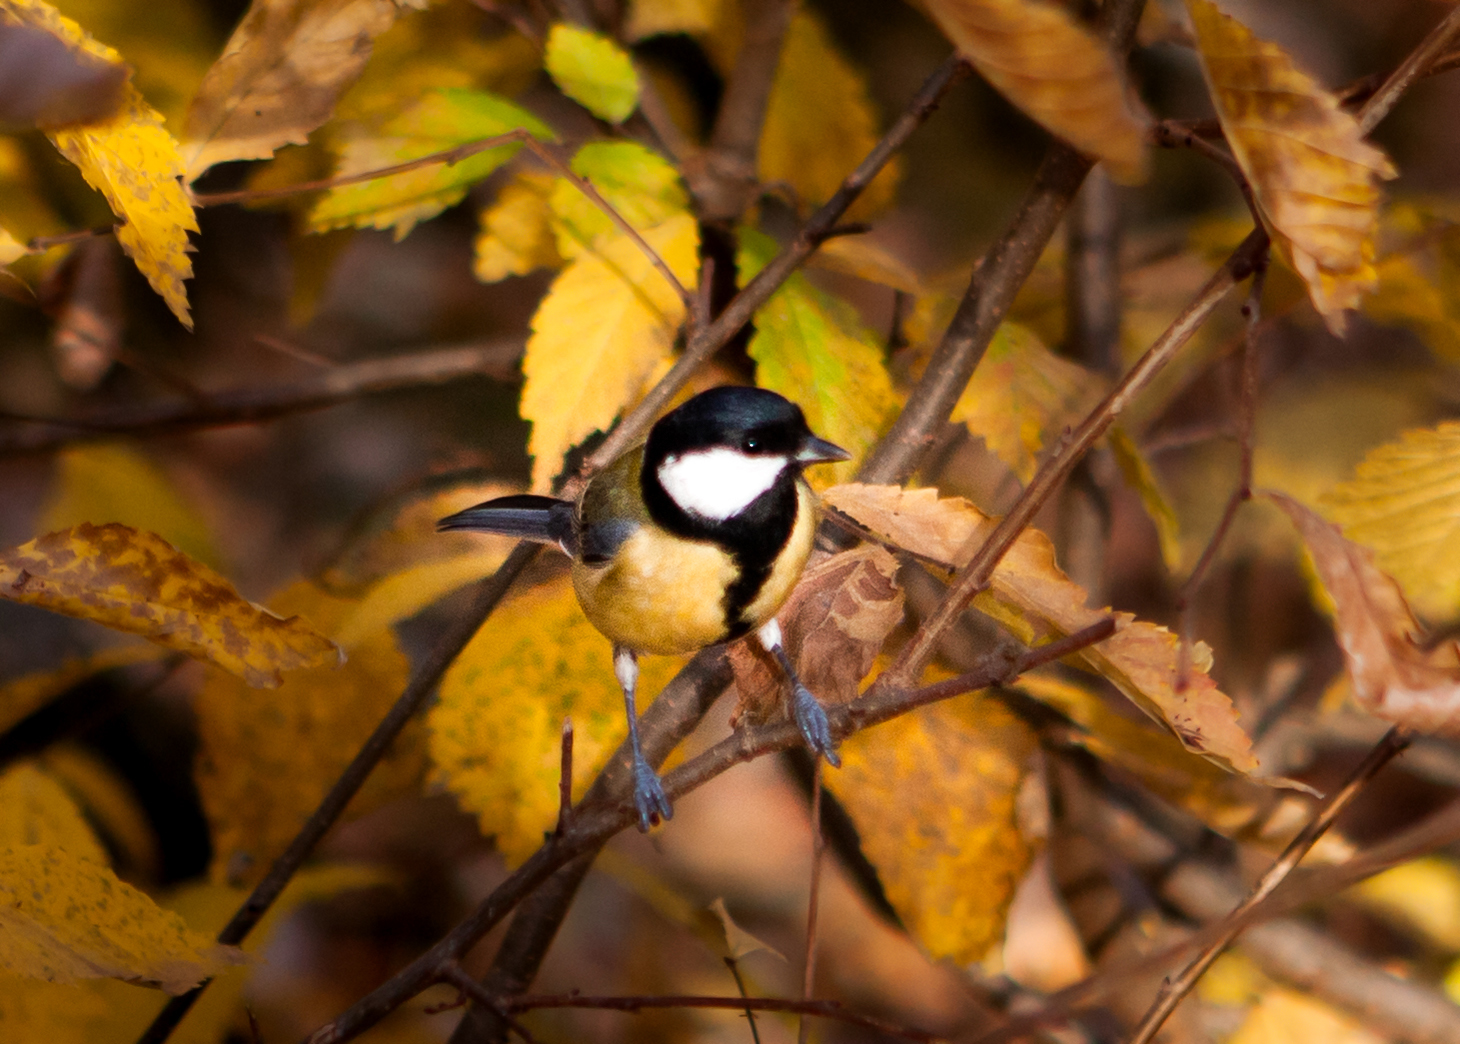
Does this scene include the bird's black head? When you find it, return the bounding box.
[645,385,840,465]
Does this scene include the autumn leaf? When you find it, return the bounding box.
[521,211,698,492]
[1230,988,1383,1044]
[739,228,901,486]
[27,0,198,328]
[544,23,640,124]
[0,648,162,737]
[760,8,900,218]
[309,88,554,240]
[181,0,412,181]
[548,140,690,257]
[953,321,1106,484]
[807,235,923,295]
[474,171,562,282]
[0,11,128,129]
[824,693,1038,963]
[0,224,25,265]
[37,745,158,881]
[1351,857,1460,953]
[1364,204,1460,363]
[823,484,1260,773]
[1320,422,1460,622]
[0,524,338,688]
[624,0,724,41]
[193,581,422,885]
[1107,426,1184,571]
[1270,490,1460,737]
[728,545,904,725]
[0,844,240,993]
[429,578,687,865]
[1186,0,1396,334]
[0,763,108,864]
[920,0,1148,183]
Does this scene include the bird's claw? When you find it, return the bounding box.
[791,682,840,768]
[631,754,673,832]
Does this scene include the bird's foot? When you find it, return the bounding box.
[791,681,841,768]
[631,754,673,832]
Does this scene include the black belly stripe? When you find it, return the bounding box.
[641,467,799,638]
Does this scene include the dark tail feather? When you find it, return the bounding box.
[439,494,577,555]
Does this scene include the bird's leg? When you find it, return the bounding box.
[615,644,673,830]
[756,619,840,767]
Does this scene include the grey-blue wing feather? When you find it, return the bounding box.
[439,495,578,557]
[578,517,638,564]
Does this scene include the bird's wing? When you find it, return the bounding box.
[438,494,578,557]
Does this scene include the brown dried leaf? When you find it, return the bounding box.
[181,0,414,181]
[1186,0,1395,334]
[823,484,1259,773]
[919,0,1148,183]
[0,14,128,130]
[728,545,904,726]
[0,523,339,688]
[1269,491,1460,736]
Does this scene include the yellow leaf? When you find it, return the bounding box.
[1230,988,1383,1044]
[760,9,899,218]
[624,0,723,40]
[39,745,158,881]
[1186,0,1395,334]
[0,524,339,688]
[181,0,409,181]
[47,87,198,328]
[39,442,219,568]
[824,694,1038,963]
[822,484,1260,773]
[0,225,25,266]
[309,88,554,240]
[429,578,687,865]
[920,0,1149,184]
[548,140,690,258]
[0,647,161,737]
[194,582,422,885]
[1321,422,1460,621]
[807,235,924,295]
[522,211,698,492]
[0,975,112,1040]
[0,844,240,992]
[953,322,1105,484]
[545,23,640,124]
[474,171,562,282]
[0,763,107,864]
[1107,426,1184,571]
[739,229,900,486]
[1351,857,1460,952]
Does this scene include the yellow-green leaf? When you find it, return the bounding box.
[38,9,197,327]
[953,321,1105,484]
[39,442,218,568]
[0,844,240,992]
[760,8,899,218]
[823,484,1260,773]
[1107,426,1184,571]
[1321,422,1460,621]
[739,228,900,485]
[474,171,562,282]
[194,582,422,885]
[920,0,1149,184]
[824,694,1038,963]
[522,211,698,492]
[548,140,690,258]
[309,88,554,240]
[181,0,408,180]
[545,23,640,124]
[0,524,338,688]
[430,579,686,864]
[1186,0,1395,334]
[0,763,107,864]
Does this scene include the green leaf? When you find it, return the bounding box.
[738,228,900,484]
[549,140,688,256]
[309,88,555,240]
[544,23,640,124]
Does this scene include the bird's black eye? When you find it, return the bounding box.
[742,436,760,453]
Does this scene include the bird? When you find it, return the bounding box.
[439,385,851,831]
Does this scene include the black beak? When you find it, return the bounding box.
[797,435,852,464]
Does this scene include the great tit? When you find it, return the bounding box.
[439,385,851,830]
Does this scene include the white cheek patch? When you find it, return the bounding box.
[657,447,788,520]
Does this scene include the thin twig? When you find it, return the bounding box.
[1355,2,1460,135]
[1123,726,1412,1044]
[725,958,764,1044]
[554,718,574,837]
[798,760,825,1044]
[440,964,542,1044]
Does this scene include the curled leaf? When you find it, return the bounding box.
[920,0,1148,183]
[1270,491,1460,736]
[823,484,1259,772]
[1186,0,1395,334]
[0,524,339,688]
